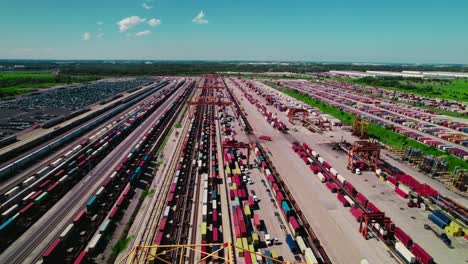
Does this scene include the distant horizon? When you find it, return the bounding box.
[0,59,467,67]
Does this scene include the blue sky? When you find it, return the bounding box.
[1,0,467,63]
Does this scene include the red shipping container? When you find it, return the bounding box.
[244,251,252,264]
[253,213,261,228]
[212,227,219,242]
[289,216,300,232]
[350,207,363,222]
[74,251,88,264]
[154,232,163,244]
[367,202,380,213]
[159,218,167,231]
[234,225,241,238]
[337,193,350,207]
[355,193,368,207]
[248,196,255,207]
[276,191,285,202]
[326,182,338,193]
[108,206,118,219]
[229,190,235,200]
[395,188,409,199]
[411,243,433,264]
[394,227,412,248]
[212,210,218,223]
[272,183,280,192]
[240,220,247,236]
[20,202,34,214]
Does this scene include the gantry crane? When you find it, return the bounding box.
[120,242,298,264]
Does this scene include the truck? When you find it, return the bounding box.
[424,224,452,247]
[265,234,272,246]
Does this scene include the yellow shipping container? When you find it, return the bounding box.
[201,222,207,236]
[249,245,258,264]
[449,221,463,233]
[231,183,237,190]
[271,249,278,259]
[244,205,251,217]
[242,238,249,252]
[236,238,243,257]
[252,233,259,247]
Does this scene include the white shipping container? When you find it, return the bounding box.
[202,205,207,218]
[330,168,338,176]
[58,175,69,183]
[296,236,307,254]
[317,172,326,183]
[395,242,416,263]
[60,223,74,239]
[337,174,346,184]
[51,158,63,167]
[163,206,171,217]
[304,248,319,264]
[22,191,36,201]
[317,157,325,164]
[23,176,36,187]
[4,186,20,197]
[387,181,396,189]
[399,184,411,194]
[311,151,319,158]
[344,195,355,207]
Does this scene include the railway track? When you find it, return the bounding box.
[70,81,197,264]
[0,84,179,254]
[0,81,190,264]
[123,82,196,263]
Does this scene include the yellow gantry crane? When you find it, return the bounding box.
[120,242,299,264]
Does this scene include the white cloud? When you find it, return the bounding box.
[148,18,161,27]
[135,30,151,37]
[97,21,104,25]
[192,10,208,24]
[97,33,104,39]
[142,3,153,10]
[82,32,91,40]
[117,16,146,32]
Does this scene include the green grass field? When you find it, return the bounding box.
[336,77,468,102]
[266,83,468,171]
[0,72,98,97]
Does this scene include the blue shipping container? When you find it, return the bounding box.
[432,210,451,225]
[130,173,138,183]
[87,195,97,208]
[212,191,217,200]
[281,201,291,216]
[135,167,142,174]
[285,234,298,253]
[428,214,447,229]
[264,251,273,264]
[0,218,14,232]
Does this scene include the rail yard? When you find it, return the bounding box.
[0,75,466,264]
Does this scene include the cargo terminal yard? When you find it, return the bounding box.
[0,75,466,264]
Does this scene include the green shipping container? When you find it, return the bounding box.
[35,192,48,203]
